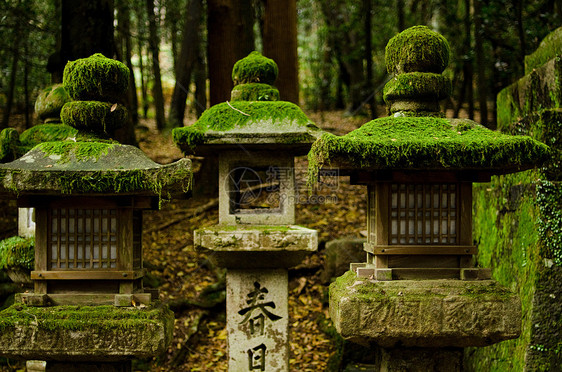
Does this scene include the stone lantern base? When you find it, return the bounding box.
[0,303,173,369]
[330,271,521,371]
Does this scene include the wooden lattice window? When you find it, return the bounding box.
[49,208,118,269]
[390,183,459,245]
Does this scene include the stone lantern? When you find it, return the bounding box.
[173,51,320,372]
[308,26,550,370]
[0,54,190,371]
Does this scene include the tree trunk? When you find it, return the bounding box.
[473,0,488,126]
[48,0,115,81]
[194,45,207,118]
[168,0,203,129]
[24,37,30,129]
[397,0,405,31]
[137,40,149,119]
[514,0,526,72]
[207,0,254,105]
[262,0,298,103]
[364,0,377,119]
[145,0,166,130]
[464,0,474,120]
[1,32,20,129]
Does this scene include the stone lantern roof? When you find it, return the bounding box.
[308,26,550,179]
[173,51,323,156]
[0,54,191,198]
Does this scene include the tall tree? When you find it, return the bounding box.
[262,0,299,103]
[145,0,166,130]
[473,0,488,126]
[48,0,115,82]
[168,0,203,129]
[207,0,254,105]
[364,0,377,119]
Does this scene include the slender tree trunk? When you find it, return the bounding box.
[2,34,20,129]
[194,53,207,118]
[137,40,149,119]
[145,0,166,130]
[24,38,30,128]
[464,0,474,120]
[168,0,202,129]
[207,0,254,105]
[473,0,488,126]
[397,0,405,31]
[364,0,377,119]
[262,0,298,103]
[514,0,526,72]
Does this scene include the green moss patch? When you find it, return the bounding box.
[0,128,21,163]
[34,84,71,122]
[385,25,450,74]
[232,51,278,85]
[525,26,562,74]
[61,101,127,135]
[63,53,129,102]
[36,141,116,164]
[0,236,34,270]
[383,72,451,102]
[537,180,562,265]
[0,303,172,332]
[231,83,280,102]
[19,124,77,148]
[307,116,550,183]
[172,101,316,153]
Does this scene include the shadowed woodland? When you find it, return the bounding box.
[0,0,561,371]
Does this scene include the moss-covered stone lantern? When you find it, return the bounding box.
[173,51,320,372]
[0,54,189,371]
[308,26,550,370]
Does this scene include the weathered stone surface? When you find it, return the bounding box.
[0,304,173,361]
[524,26,562,74]
[34,84,71,123]
[195,225,317,269]
[497,57,562,130]
[227,269,288,372]
[330,272,521,348]
[321,237,366,283]
[380,347,462,372]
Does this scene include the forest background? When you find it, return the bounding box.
[0,1,561,371]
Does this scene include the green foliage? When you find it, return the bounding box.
[231,51,278,85]
[62,53,130,102]
[34,84,71,122]
[60,101,128,135]
[385,25,450,74]
[0,236,34,270]
[0,128,21,163]
[19,124,78,149]
[307,116,550,183]
[0,303,173,332]
[36,141,116,164]
[536,180,562,265]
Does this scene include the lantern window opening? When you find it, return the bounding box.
[389,183,459,246]
[228,165,282,214]
[49,208,118,270]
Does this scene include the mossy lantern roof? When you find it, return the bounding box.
[308,26,550,178]
[0,54,191,197]
[173,51,323,156]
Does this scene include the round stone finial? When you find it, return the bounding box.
[385,25,450,75]
[232,51,279,86]
[34,84,71,123]
[63,53,129,102]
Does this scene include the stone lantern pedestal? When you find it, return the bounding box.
[174,51,321,371]
[308,26,550,371]
[0,54,191,371]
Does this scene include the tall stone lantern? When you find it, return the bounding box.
[308,26,550,370]
[174,51,320,371]
[0,54,191,371]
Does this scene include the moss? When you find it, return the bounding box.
[0,128,21,163]
[61,101,127,135]
[172,101,315,152]
[536,180,562,265]
[231,51,278,85]
[524,26,562,74]
[383,72,451,102]
[35,141,116,164]
[307,116,550,184]
[0,303,172,332]
[19,124,78,149]
[0,236,34,270]
[231,83,280,102]
[63,53,129,102]
[385,25,450,75]
[34,84,71,122]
